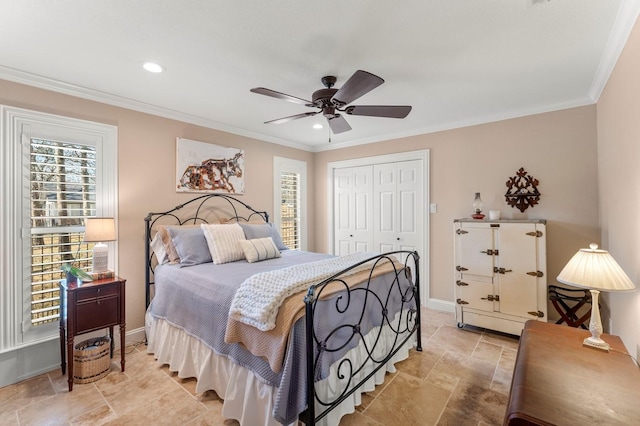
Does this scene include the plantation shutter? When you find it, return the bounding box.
[30,139,97,326]
[279,171,301,250]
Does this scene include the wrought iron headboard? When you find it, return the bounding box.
[144,194,269,309]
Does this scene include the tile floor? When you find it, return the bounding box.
[0,308,519,425]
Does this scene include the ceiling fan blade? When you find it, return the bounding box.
[345,105,412,119]
[331,70,384,106]
[265,111,319,125]
[326,114,352,134]
[250,87,312,106]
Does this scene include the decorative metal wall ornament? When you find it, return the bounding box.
[505,167,541,212]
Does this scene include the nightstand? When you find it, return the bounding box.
[59,276,126,391]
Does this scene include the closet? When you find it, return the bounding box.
[330,151,428,306]
[333,160,423,257]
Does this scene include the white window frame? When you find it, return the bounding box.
[273,156,307,251]
[1,106,117,350]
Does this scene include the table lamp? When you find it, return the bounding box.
[557,243,635,351]
[83,217,116,273]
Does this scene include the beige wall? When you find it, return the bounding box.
[597,14,640,355]
[0,75,610,342]
[314,106,600,307]
[0,79,315,333]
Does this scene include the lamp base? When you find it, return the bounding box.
[583,336,610,352]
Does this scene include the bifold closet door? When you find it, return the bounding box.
[373,160,423,257]
[334,165,374,256]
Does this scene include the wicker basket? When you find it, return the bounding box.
[73,336,111,384]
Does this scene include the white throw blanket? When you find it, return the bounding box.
[229,252,380,331]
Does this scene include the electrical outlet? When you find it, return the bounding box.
[429,203,437,213]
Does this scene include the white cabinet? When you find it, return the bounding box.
[454,219,547,336]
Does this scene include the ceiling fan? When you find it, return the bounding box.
[250,70,412,134]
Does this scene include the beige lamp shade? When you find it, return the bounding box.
[83,218,116,242]
[557,243,635,292]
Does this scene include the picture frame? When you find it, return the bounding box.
[176,137,245,194]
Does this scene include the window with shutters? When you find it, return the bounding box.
[273,157,307,251]
[30,139,97,326]
[1,106,117,347]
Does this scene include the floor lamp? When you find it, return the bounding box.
[557,243,635,351]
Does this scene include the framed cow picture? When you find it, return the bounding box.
[176,138,245,194]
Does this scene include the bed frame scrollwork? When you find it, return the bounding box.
[143,194,421,425]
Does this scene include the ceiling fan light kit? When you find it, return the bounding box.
[250,70,412,135]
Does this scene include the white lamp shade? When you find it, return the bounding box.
[84,218,116,242]
[557,244,635,292]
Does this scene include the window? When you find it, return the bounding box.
[273,157,307,251]
[30,139,97,326]
[1,106,117,347]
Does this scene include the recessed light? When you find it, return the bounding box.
[313,123,323,129]
[143,62,165,73]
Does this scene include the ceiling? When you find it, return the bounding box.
[1,1,638,152]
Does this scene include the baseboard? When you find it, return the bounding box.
[122,326,146,346]
[427,298,455,313]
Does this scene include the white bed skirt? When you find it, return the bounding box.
[146,311,416,426]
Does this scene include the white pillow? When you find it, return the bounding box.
[150,232,168,264]
[201,223,246,264]
[238,237,281,263]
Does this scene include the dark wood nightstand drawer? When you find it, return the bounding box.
[75,284,119,301]
[75,296,119,333]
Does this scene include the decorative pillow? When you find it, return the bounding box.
[201,223,246,264]
[238,237,281,263]
[268,223,288,251]
[157,225,181,264]
[150,232,168,264]
[239,222,271,239]
[167,226,212,267]
[238,222,288,251]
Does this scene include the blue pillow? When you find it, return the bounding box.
[238,222,288,251]
[167,226,212,266]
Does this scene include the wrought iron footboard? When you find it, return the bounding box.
[302,251,422,425]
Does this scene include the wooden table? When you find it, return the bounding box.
[505,320,640,425]
[59,276,126,391]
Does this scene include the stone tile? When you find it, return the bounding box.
[425,369,460,393]
[0,374,56,414]
[355,371,397,412]
[340,410,385,425]
[431,351,497,389]
[490,365,513,395]
[396,343,446,380]
[103,386,205,425]
[0,409,19,425]
[427,324,482,356]
[0,309,515,425]
[480,330,520,350]
[17,384,105,425]
[363,372,451,426]
[437,407,481,426]
[70,403,117,425]
[447,382,509,425]
[471,341,503,363]
[498,347,517,370]
[97,363,184,418]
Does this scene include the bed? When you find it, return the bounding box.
[144,194,422,425]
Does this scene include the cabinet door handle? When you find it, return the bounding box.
[396,237,400,241]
